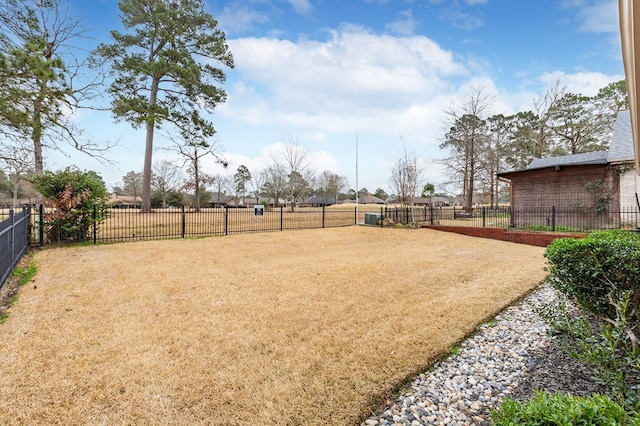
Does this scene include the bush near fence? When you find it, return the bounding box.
[0,207,30,288]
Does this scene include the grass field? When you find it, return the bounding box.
[0,227,547,425]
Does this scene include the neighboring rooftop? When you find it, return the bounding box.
[500,109,635,176]
[607,110,635,162]
[526,150,608,170]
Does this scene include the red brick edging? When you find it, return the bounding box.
[420,225,586,247]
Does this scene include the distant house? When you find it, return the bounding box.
[211,194,283,208]
[108,194,141,209]
[431,196,452,207]
[386,196,451,206]
[498,110,639,228]
[208,193,232,208]
[357,194,385,204]
[302,196,338,207]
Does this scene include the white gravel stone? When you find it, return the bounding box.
[363,284,558,426]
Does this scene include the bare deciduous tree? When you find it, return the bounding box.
[262,164,288,207]
[317,170,348,204]
[165,129,227,213]
[389,147,423,209]
[152,160,182,208]
[211,173,231,205]
[122,171,143,201]
[440,86,493,207]
[270,138,314,210]
[0,139,33,207]
[250,169,266,204]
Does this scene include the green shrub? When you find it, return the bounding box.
[492,391,640,426]
[542,230,640,412]
[544,230,640,319]
[536,292,640,410]
[31,167,109,242]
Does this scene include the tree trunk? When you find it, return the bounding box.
[194,148,201,213]
[12,177,19,208]
[32,93,44,176]
[142,78,160,213]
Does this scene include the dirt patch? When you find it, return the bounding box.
[0,227,547,425]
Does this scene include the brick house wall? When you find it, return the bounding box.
[509,164,617,208]
[505,164,622,229]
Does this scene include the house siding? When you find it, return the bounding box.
[619,169,639,208]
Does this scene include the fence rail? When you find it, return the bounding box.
[0,207,30,288]
[32,205,359,245]
[26,203,640,247]
[383,205,640,232]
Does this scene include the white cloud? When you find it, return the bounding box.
[386,9,419,36]
[225,25,467,136]
[538,70,624,96]
[287,0,312,15]
[436,1,485,31]
[574,0,618,33]
[215,142,339,180]
[217,4,270,34]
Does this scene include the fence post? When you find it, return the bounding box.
[9,209,15,265]
[25,206,31,245]
[39,204,44,246]
[509,206,515,228]
[280,206,284,231]
[430,205,434,225]
[224,206,229,236]
[380,206,383,227]
[181,205,186,238]
[93,205,97,245]
[322,205,325,228]
[482,206,486,227]
[551,206,556,232]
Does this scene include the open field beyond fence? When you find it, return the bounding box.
[0,227,547,425]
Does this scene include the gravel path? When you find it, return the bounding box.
[362,284,604,426]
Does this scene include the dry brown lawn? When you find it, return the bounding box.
[0,227,546,425]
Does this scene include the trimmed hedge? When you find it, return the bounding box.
[544,230,640,319]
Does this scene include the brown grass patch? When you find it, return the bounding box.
[0,227,546,425]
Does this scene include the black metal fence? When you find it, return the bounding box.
[384,205,640,232]
[32,205,358,245]
[26,202,640,247]
[0,207,30,288]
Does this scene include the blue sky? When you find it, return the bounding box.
[51,0,625,195]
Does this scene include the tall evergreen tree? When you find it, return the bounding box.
[94,0,233,212]
[0,0,106,175]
